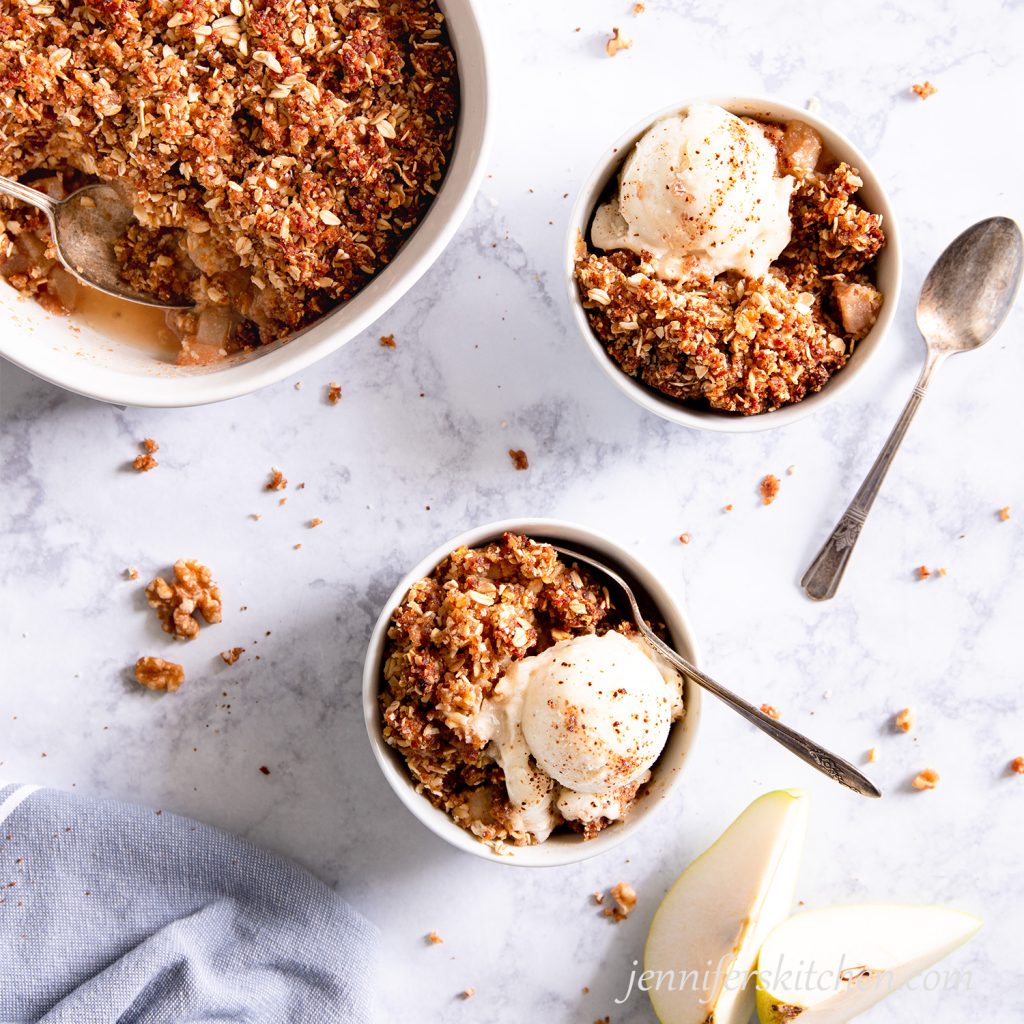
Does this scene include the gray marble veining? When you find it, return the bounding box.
[2,1,1023,1021]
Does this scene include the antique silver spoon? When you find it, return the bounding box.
[551,543,882,798]
[802,217,1023,601]
[0,175,191,308]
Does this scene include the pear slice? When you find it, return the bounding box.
[644,789,809,1024]
[756,904,981,1023]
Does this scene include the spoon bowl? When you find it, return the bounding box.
[0,175,191,309]
[916,216,1024,353]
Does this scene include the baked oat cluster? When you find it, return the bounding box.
[575,119,886,415]
[0,0,458,362]
[381,533,658,846]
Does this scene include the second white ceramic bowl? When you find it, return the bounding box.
[566,96,902,433]
[362,518,702,866]
[0,0,490,408]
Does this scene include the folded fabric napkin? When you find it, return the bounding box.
[0,783,377,1023]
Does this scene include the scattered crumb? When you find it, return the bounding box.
[309,518,323,528]
[998,506,1011,522]
[912,768,940,791]
[266,467,287,491]
[678,533,691,545]
[605,26,632,56]
[279,497,288,506]
[426,931,444,945]
[508,448,529,471]
[602,881,637,922]
[142,438,159,454]
[259,765,270,775]
[866,747,879,764]
[124,567,139,581]
[145,560,222,640]
[582,986,590,995]
[723,504,733,512]
[787,465,796,476]
[460,988,475,1000]
[294,543,303,550]
[220,647,245,666]
[251,513,263,521]
[294,381,302,390]
[760,704,781,721]
[938,567,949,577]
[911,81,937,100]
[894,707,914,733]
[760,474,780,505]
[632,1,645,11]
[806,96,821,113]
[592,891,605,906]
[918,565,931,580]
[327,382,342,405]
[134,657,184,692]
[379,333,396,348]
[1010,757,1024,775]
[132,453,158,472]
[296,482,305,490]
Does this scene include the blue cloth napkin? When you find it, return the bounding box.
[0,783,377,1023]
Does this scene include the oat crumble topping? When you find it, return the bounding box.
[145,558,222,639]
[760,474,781,505]
[602,881,637,922]
[575,127,885,415]
[508,448,529,471]
[0,0,458,361]
[134,656,185,691]
[760,703,781,720]
[380,533,675,846]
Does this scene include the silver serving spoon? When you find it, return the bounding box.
[0,174,191,308]
[803,217,1024,601]
[551,543,882,798]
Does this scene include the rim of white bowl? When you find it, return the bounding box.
[0,0,492,408]
[565,95,903,433]
[361,518,703,867]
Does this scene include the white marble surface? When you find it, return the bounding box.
[2,1,1023,1020]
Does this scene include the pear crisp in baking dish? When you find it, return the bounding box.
[0,0,458,363]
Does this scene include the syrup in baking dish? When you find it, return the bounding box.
[73,287,178,359]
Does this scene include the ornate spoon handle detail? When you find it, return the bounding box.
[802,351,946,601]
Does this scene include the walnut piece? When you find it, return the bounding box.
[134,657,185,692]
[220,647,245,666]
[133,453,158,472]
[266,467,287,491]
[145,559,222,640]
[508,448,529,471]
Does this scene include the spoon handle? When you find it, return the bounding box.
[638,625,881,798]
[0,174,60,222]
[802,351,945,601]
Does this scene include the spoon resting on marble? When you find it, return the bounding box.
[802,217,1024,602]
[0,174,192,309]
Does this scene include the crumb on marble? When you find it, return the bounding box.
[760,703,781,720]
[592,891,605,906]
[509,448,529,471]
[309,518,323,528]
[602,881,637,922]
[895,707,914,733]
[124,567,139,581]
[724,504,733,512]
[266,467,287,491]
[1010,757,1024,775]
[426,930,444,945]
[142,438,159,454]
[327,382,342,405]
[917,565,932,580]
[251,513,262,521]
[379,333,396,348]
[460,988,475,1000]
[678,532,691,545]
[279,497,288,506]
[294,543,302,550]
[998,506,1011,522]
[134,656,184,692]
[259,765,270,775]
[760,474,780,505]
[132,453,158,472]
[912,81,937,100]
[605,26,632,56]
[787,465,796,476]
[866,746,879,764]
[912,768,939,791]
[145,559,222,640]
[806,96,821,113]
[220,647,244,666]
[632,1,645,12]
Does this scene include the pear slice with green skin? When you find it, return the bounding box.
[644,789,809,1024]
[756,904,982,1023]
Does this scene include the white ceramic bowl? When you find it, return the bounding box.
[566,96,902,433]
[362,518,702,866]
[0,0,490,408]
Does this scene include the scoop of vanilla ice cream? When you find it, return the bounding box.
[591,102,793,281]
[467,631,681,839]
[520,631,674,793]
